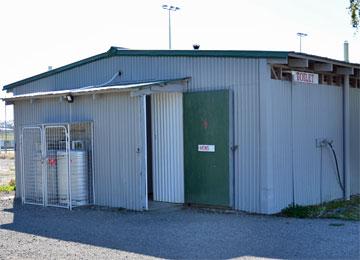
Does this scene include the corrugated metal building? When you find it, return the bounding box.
[3,47,360,214]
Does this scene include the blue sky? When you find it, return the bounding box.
[0,0,359,120]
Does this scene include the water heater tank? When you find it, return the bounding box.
[57,150,89,206]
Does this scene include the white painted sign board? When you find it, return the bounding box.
[198,144,215,152]
[292,71,319,84]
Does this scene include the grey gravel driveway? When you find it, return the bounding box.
[0,195,359,259]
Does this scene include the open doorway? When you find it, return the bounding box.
[146,95,153,202]
[144,92,185,210]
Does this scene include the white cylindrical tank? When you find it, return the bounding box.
[57,150,89,206]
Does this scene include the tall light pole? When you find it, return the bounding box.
[297,32,308,53]
[162,4,180,49]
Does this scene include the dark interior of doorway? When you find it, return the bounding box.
[146,95,154,201]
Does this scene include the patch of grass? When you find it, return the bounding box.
[0,179,16,193]
[0,185,16,192]
[280,195,360,221]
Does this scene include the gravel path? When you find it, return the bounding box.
[0,194,359,259]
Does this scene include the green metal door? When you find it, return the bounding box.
[184,90,230,207]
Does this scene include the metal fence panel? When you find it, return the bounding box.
[20,122,94,210]
[45,125,69,208]
[21,127,43,205]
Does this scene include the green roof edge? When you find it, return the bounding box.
[4,47,289,91]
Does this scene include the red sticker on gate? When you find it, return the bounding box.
[48,158,57,167]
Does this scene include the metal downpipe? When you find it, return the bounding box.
[343,74,350,200]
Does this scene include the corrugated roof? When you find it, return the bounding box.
[3,47,359,91]
[2,48,289,91]
[2,77,190,104]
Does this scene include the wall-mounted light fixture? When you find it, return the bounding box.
[65,94,74,103]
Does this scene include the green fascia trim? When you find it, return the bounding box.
[107,46,289,59]
[3,51,113,91]
[3,47,288,91]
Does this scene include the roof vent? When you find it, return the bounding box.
[193,44,200,50]
[48,66,53,71]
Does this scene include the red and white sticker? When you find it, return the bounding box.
[198,144,215,152]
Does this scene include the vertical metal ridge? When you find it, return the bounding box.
[349,88,360,195]
[152,92,184,203]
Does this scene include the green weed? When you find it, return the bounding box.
[280,195,360,221]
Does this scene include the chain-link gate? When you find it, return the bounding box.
[21,122,94,209]
[21,127,44,205]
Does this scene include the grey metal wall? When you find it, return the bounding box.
[350,88,360,195]
[14,93,144,210]
[151,92,184,203]
[263,79,293,213]
[14,98,70,199]
[265,79,344,213]
[12,55,262,213]
[292,82,343,205]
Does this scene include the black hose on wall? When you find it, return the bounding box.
[326,142,345,194]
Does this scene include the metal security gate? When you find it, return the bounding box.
[20,122,94,209]
[45,126,69,208]
[21,127,43,205]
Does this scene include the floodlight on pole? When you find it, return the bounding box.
[162,4,180,49]
[297,32,308,53]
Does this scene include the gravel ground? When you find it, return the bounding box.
[0,194,359,260]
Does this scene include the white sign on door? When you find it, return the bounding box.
[198,144,215,152]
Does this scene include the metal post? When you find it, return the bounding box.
[168,9,171,49]
[344,41,349,62]
[20,132,25,204]
[140,95,148,210]
[343,74,350,200]
[42,125,46,207]
[297,32,308,53]
[162,5,180,50]
[91,122,95,205]
[67,125,72,210]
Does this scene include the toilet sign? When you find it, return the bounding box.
[292,71,319,84]
[198,144,215,152]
